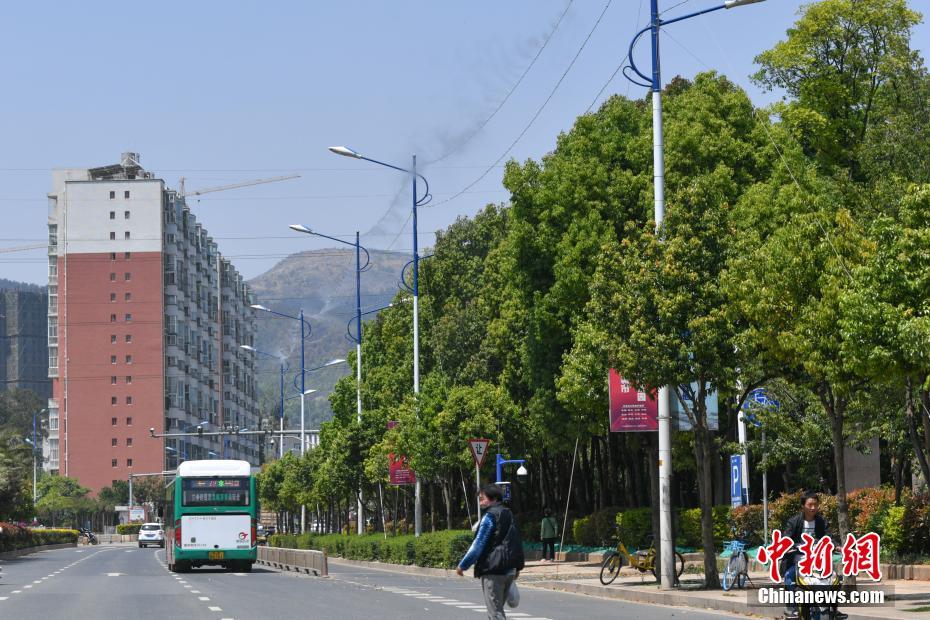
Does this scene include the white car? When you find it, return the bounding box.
[138,523,165,548]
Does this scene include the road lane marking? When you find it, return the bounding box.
[209,606,222,611]
[23,585,32,589]
[191,590,201,593]
[198,596,210,601]
[0,597,8,601]
[11,590,22,594]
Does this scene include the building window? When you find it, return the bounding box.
[111,396,117,405]
[126,438,133,447]
[124,272,131,281]
[125,355,133,364]
[125,334,132,343]
[110,292,116,302]
[110,232,116,240]
[124,210,130,219]
[124,251,131,259]
[124,191,130,199]
[126,417,132,426]
[125,313,132,322]
[109,191,115,200]
[111,417,118,426]
[127,458,133,467]
[124,231,130,240]
[111,334,117,344]
[110,355,117,364]
[112,459,118,467]
[110,314,117,323]
[125,292,131,301]
[110,251,116,260]
[48,257,57,277]
[112,438,118,447]
[126,375,132,384]
[126,396,133,405]
[111,376,117,384]
[110,272,116,281]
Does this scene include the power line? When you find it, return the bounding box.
[426,0,615,210]
[428,1,575,166]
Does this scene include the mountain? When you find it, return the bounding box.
[247,248,409,430]
[0,278,45,293]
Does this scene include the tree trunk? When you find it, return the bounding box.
[607,432,620,507]
[442,477,453,530]
[579,442,593,513]
[692,406,721,589]
[822,388,854,585]
[429,480,436,533]
[906,378,930,489]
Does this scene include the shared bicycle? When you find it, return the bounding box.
[599,533,685,585]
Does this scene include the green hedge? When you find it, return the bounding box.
[117,523,141,535]
[271,531,473,569]
[0,523,78,552]
[679,505,730,549]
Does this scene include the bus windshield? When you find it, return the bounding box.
[181,476,251,507]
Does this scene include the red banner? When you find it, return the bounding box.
[388,453,416,485]
[387,421,416,485]
[609,369,658,432]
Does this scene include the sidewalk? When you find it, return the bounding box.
[520,559,930,619]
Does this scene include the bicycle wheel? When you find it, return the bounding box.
[722,554,740,591]
[734,552,748,588]
[599,552,622,585]
[674,552,685,579]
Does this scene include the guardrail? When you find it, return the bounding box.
[257,546,328,577]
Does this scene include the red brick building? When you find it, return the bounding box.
[47,153,259,493]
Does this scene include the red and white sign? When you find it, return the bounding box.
[468,439,491,467]
[609,369,658,432]
[389,453,416,485]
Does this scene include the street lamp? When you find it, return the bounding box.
[329,145,432,537]
[290,223,372,534]
[251,303,312,529]
[623,0,766,590]
[240,344,288,458]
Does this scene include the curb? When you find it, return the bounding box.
[0,543,76,560]
[328,557,456,578]
[529,580,894,620]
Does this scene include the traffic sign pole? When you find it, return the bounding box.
[468,439,491,528]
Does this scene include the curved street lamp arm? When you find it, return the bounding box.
[357,155,431,207]
[253,306,313,338]
[293,228,372,271]
[626,24,654,86]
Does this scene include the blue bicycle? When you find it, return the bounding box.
[721,539,753,591]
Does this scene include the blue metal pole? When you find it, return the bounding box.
[279,362,285,458]
[300,308,307,532]
[496,454,503,484]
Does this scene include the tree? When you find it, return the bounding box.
[753,0,923,180]
[35,475,94,527]
[0,432,33,520]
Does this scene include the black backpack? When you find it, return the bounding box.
[475,505,525,576]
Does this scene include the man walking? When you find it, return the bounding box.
[456,484,525,619]
[539,509,558,562]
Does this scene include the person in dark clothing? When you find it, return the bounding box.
[539,509,558,562]
[780,491,846,620]
[456,484,524,619]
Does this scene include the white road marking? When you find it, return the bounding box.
[23,585,31,589]
[11,590,22,594]
[184,585,192,588]
[209,606,222,611]
[0,597,8,601]
[32,580,41,584]
[198,596,210,601]
[106,573,123,577]
[191,590,201,593]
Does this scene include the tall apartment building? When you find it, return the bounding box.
[0,288,51,399]
[46,153,260,492]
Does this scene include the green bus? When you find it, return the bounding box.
[164,459,258,573]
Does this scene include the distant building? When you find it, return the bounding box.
[0,288,51,399]
[46,153,259,492]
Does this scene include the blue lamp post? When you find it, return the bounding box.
[241,344,288,458]
[329,145,432,537]
[623,0,766,589]
[251,303,312,531]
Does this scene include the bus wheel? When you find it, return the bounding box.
[240,562,253,573]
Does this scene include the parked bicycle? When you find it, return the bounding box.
[721,538,753,591]
[599,532,685,585]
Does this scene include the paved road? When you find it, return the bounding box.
[0,545,742,619]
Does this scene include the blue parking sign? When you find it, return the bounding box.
[730,455,744,507]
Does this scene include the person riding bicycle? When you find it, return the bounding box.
[781,491,846,620]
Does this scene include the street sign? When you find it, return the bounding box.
[730,455,744,507]
[608,369,658,432]
[468,438,491,468]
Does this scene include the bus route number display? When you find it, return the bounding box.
[181,477,250,507]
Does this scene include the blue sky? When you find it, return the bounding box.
[0,1,927,285]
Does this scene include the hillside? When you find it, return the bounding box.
[247,248,409,430]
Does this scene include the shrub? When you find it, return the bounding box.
[729,504,764,545]
[572,515,593,546]
[903,493,930,556]
[272,530,472,569]
[615,507,652,549]
[881,506,906,557]
[117,523,141,535]
[414,530,472,568]
[380,535,416,565]
[679,505,730,549]
[848,487,895,535]
[0,524,77,552]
